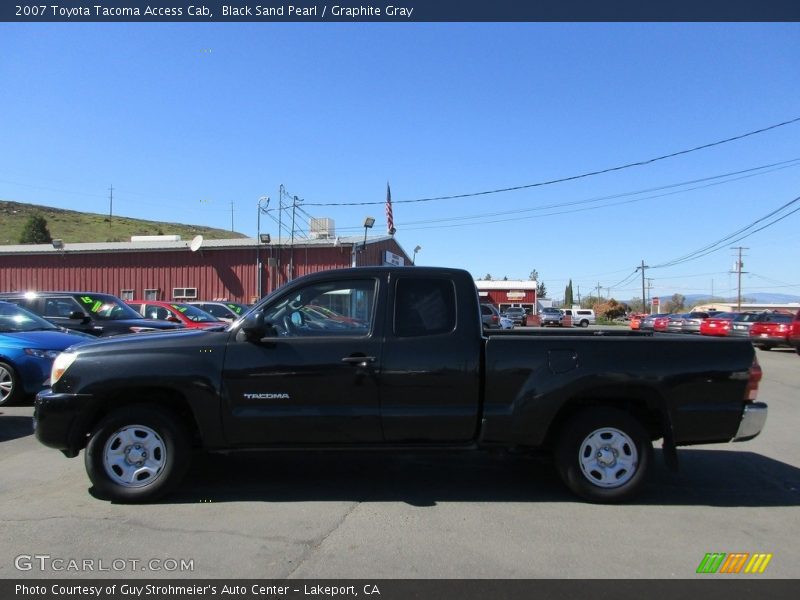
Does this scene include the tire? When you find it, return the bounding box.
[555,407,652,503]
[580,320,589,328]
[85,405,191,503]
[0,361,21,406]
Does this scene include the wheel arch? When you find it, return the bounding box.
[543,385,668,451]
[70,387,202,455]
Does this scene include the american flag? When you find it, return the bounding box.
[386,182,396,235]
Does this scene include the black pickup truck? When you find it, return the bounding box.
[34,267,767,503]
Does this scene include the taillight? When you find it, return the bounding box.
[492,315,498,323]
[744,356,762,402]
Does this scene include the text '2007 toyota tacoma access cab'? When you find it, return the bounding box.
[34,267,767,503]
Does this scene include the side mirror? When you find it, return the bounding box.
[239,311,279,342]
[166,316,181,323]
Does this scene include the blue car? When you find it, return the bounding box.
[0,301,93,405]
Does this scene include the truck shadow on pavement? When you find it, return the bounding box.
[0,415,34,442]
[162,447,800,508]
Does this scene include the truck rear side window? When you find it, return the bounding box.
[394,278,456,337]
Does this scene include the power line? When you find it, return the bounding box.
[303,116,800,207]
[328,158,800,233]
[652,194,800,269]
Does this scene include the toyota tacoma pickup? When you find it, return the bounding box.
[34,267,767,503]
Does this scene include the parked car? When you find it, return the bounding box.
[0,301,92,405]
[0,291,183,336]
[186,301,250,323]
[681,311,720,334]
[666,313,689,334]
[789,310,800,355]
[126,301,226,330]
[639,313,669,332]
[480,303,502,329]
[749,312,794,350]
[561,308,595,327]
[699,312,740,337]
[629,314,645,330]
[499,316,514,330]
[34,266,766,504]
[502,306,528,326]
[539,307,564,327]
[653,315,671,332]
[728,311,763,339]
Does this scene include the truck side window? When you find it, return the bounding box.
[261,279,375,337]
[394,278,456,337]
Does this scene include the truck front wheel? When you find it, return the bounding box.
[85,405,190,503]
[555,408,652,503]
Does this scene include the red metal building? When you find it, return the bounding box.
[0,235,411,303]
[474,280,538,313]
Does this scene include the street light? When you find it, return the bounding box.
[412,245,422,265]
[354,217,375,267]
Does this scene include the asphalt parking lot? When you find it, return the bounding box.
[1,345,798,580]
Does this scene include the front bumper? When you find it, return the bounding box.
[34,390,94,457]
[732,402,768,442]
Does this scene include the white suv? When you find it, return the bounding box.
[561,308,595,327]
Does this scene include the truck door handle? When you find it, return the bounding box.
[341,355,375,367]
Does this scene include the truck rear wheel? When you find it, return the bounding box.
[85,405,190,503]
[555,407,652,503]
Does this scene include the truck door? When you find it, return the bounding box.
[380,275,482,442]
[222,276,384,444]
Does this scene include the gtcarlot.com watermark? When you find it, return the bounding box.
[15,554,194,573]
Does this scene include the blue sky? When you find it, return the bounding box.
[1,23,799,302]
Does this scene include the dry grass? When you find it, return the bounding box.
[0,199,247,245]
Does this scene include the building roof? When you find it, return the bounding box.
[474,279,538,290]
[0,235,399,255]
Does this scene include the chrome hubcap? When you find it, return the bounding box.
[102,425,166,488]
[579,427,638,488]
[0,366,12,402]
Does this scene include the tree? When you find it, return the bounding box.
[483,273,493,281]
[19,214,52,244]
[662,293,686,313]
[595,299,626,321]
[528,268,546,298]
[564,279,574,307]
[628,297,646,314]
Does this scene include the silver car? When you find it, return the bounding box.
[728,312,762,338]
[540,307,564,327]
[681,311,719,334]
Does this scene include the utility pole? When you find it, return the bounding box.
[636,260,649,313]
[230,201,234,232]
[108,185,113,219]
[731,247,749,311]
[577,285,581,305]
[596,282,602,303]
[290,195,299,281]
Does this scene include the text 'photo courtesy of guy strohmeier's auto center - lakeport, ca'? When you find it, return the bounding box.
[2,3,800,599]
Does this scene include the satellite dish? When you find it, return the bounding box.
[189,235,204,252]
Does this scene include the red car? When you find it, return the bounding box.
[699,312,739,337]
[652,315,671,332]
[789,309,800,355]
[749,312,794,350]
[127,301,225,329]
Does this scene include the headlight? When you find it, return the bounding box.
[24,348,61,359]
[51,352,77,385]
